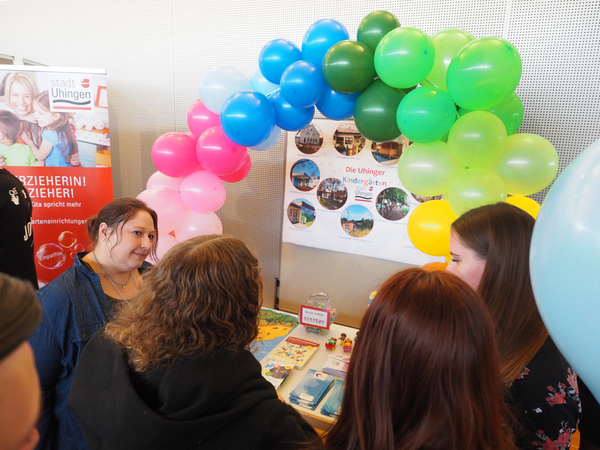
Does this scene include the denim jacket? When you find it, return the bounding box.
[29,252,152,450]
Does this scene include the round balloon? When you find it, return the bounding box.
[302,19,350,70]
[180,170,227,213]
[407,200,456,256]
[316,88,360,121]
[151,132,199,178]
[147,233,178,263]
[354,79,405,142]
[268,89,315,131]
[446,168,507,216]
[187,98,220,140]
[458,92,524,136]
[250,65,279,96]
[146,171,183,193]
[357,10,400,53]
[396,87,456,143]
[219,152,252,182]
[196,126,247,176]
[491,133,559,195]
[258,39,302,85]
[174,210,223,242]
[421,29,474,92]
[250,125,281,151]
[397,141,465,196]
[280,61,326,108]
[530,138,600,401]
[322,41,375,94]
[374,27,435,89]
[446,37,522,110]
[199,66,252,114]
[506,195,540,218]
[136,188,185,233]
[447,111,507,168]
[220,90,275,147]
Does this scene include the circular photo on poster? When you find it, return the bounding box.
[376,188,410,221]
[340,205,374,238]
[290,159,320,192]
[287,199,316,228]
[317,178,348,210]
[411,193,444,203]
[371,135,411,165]
[333,123,366,156]
[295,123,324,154]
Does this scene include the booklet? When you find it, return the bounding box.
[266,336,320,370]
[261,359,293,388]
[321,354,350,378]
[320,378,344,417]
[289,369,335,411]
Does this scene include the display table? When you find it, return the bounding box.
[258,315,358,431]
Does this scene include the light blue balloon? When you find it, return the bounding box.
[259,39,302,85]
[199,66,252,114]
[302,19,349,71]
[250,126,282,151]
[530,138,600,403]
[268,89,314,131]
[250,65,279,96]
[280,61,326,108]
[316,88,360,120]
[220,91,275,147]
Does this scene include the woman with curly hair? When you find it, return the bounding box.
[68,235,318,450]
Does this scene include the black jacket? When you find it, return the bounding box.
[68,332,319,450]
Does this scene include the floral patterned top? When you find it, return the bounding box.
[508,337,581,450]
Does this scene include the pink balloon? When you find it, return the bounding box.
[187,98,220,139]
[196,126,247,176]
[146,233,179,264]
[146,171,183,192]
[151,132,199,178]
[174,210,223,242]
[219,152,251,183]
[180,170,227,213]
[136,188,185,233]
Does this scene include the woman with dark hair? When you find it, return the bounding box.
[317,268,515,450]
[447,203,580,449]
[29,198,158,450]
[68,235,319,450]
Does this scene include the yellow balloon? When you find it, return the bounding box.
[408,200,457,256]
[506,195,541,218]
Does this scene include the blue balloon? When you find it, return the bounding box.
[259,39,302,85]
[316,88,360,120]
[280,61,326,108]
[530,138,600,402]
[250,65,279,96]
[220,90,275,147]
[250,126,282,151]
[302,19,350,71]
[268,89,315,131]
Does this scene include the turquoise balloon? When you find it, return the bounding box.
[447,37,522,110]
[396,87,456,143]
[459,92,524,135]
[447,168,507,216]
[530,138,600,403]
[374,27,435,89]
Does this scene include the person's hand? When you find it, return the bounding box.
[0,155,5,166]
[21,131,33,146]
[70,153,81,167]
[276,390,287,403]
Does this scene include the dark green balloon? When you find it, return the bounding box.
[323,41,376,94]
[357,10,400,53]
[354,79,405,142]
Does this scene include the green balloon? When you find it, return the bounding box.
[397,141,466,196]
[422,28,474,92]
[447,168,507,216]
[458,93,524,135]
[374,27,435,89]
[491,133,559,195]
[448,111,507,168]
[323,41,376,94]
[447,37,522,110]
[354,79,405,142]
[357,10,400,53]
[396,87,456,143]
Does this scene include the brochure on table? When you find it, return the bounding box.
[282,118,443,266]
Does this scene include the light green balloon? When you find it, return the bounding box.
[458,92,524,135]
[374,27,435,89]
[491,133,559,195]
[448,111,507,168]
[397,141,466,196]
[447,168,507,216]
[422,28,474,92]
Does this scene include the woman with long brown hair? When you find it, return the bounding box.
[319,268,515,450]
[68,234,318,450]
[447,203,580,449]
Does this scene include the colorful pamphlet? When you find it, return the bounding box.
[320,379,345,417]
[252,308,299,362]
[321,354,350,378]
[266,336,320,370]
[261,359,293,388]
[289,369,335,410]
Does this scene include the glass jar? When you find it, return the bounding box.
[304,292,338,335]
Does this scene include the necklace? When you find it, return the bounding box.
[93,251,139,299]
